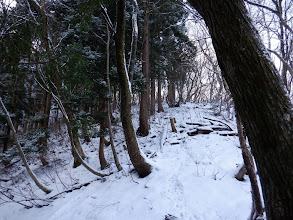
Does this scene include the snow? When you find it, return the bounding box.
[0,103,253,220]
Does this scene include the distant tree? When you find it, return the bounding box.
[188,0,293,218]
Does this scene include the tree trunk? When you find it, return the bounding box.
[179,71,184,103]
[128,0,139,84]
[168,79,176,107]
[28,0,52,166]
[99,98,108,170]
[167,28,176,107]
[40,91,52,166]
[150,77,156,115]
[188,0,293,218]
[115,0,151,178]
[236,113,264,218]
[99,136,108,170]
[157,75,164,112]
[138,0,150,136]
[3,125,10,153]
[105,22,122,171]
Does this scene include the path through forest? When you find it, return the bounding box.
[0,103,253,220]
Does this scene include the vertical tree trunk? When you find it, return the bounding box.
[157,75,164,112]
[105,22,122,171]
[128,0,139,84]
[138,0,150,136]
[99,96,108,170]
[112,87,117,111]
[99,135,108,170]
[188,0,293,218]
[150,77,156,115]
[40,91,51,166]
[28,0,52,166]
[179,71,184,103]
[167,30,176,107]
[3,126,10,153]
[168,79,176,107]
[115,0,151,177]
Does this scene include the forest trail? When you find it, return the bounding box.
[0,103,252,220]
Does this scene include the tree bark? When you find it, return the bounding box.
[3,125,10,153]
[236,113,264,218]
[99,96,108,170]
[128,0,139,84]
[167,79,176,107]
[105,21,122,171]
[157,75,164,112]
[115,0,151,178]
[138,0,150,136]
[188,0,293,218]
[167,28,176,107]
[150,77,156,115]
[99,136,108,170]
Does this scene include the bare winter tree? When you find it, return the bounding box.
[188,0,293,218]
[245,0,293,95]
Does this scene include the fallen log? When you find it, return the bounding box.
[187,129,198,136]
[219,132,238,136]
[197,127,213,134]
[186,122,210,126]
[203,117,233,131]
[170,142,180,145]
[210,125,231,131]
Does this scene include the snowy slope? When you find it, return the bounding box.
[0,103,252,220]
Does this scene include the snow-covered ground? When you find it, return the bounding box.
[0,103,253,220]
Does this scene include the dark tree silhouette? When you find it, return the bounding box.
[188,0,293,218]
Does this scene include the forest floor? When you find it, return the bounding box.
[0,103,254,220]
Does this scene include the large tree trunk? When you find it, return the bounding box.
[167,29,176,107]
[138,0,150,136]
[157,75,164,112]
[28,0,52,166]
[167,79,176,107]
[115,0,151,178]
[188,0,293,218]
